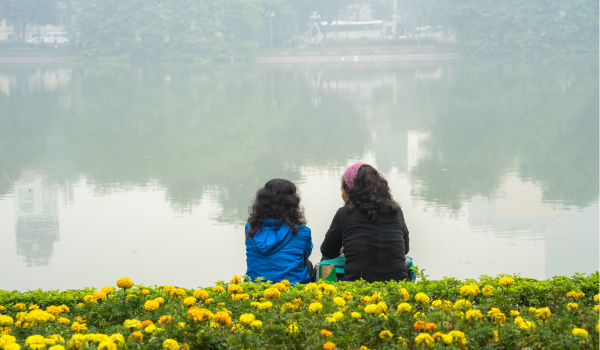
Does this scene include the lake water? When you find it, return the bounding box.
[0,55,598,292]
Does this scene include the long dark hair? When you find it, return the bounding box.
[247,179,306,238]
[342,165,400,221]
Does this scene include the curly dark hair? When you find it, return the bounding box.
[342,165,400,221]
[247,179,307,238]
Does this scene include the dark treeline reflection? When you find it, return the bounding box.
[408,55,599,210]
[0,55,598,230]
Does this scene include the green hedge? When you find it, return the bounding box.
[0,272,598,349]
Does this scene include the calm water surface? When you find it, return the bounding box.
[0,55,598,291]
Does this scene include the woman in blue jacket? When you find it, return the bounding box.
[245,179,313,284]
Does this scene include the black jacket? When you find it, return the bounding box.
[320,207,410,282]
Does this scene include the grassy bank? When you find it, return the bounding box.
[0,273,598,349]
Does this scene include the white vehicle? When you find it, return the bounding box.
[316,21,386,42]
[43,32,69,45]
[27,37,47,44]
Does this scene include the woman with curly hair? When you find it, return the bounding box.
[245,179,313,284]
[320,163,410,282]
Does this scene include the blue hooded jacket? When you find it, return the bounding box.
[245,219,312,284]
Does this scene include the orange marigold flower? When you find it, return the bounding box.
[323,342,335,350]
[320,329,333,337]
[141,320,153,327]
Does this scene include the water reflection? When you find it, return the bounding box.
[0,56,597,290]
[14,172,59,267]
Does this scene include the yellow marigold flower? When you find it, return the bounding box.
[99,286,113,295]
[361,296,372,303]
[228,285,243,295]
[488,330,499,343]
[379,330,393,339]
[459,284,479,297]
[144,300,160,311]
[29,305,39,310]
[370,292,382,303]
[281,279,291,287]
[510,310,520,317]
[342,291,353,301]
[535,307,551,320]
[309,302,323,313]
[83,295,97,304]
[413,312,425,318]
[258,302,272,311]
[466,309,483,322]
[376,302,388,314]
[323,285,337,298]
[163,339,180,350]
[193,289,209,301]
[92,291,107,300]
[482,285,494,297]
[141,289,150,296]
[359,346,370,350]
[264,288,281,301]
[14,303,26,311]
[123,319,141,330]
[449,330,467,349]
[187,307,213,322]
[158,315,173,325]
[71,321,87,333]
[332,312,344,322]
[0,316,13,327]
[487,308,506,324]
[454,299,471,311]
[163,285,175,293]
[170,288,186,298]
[431,300,442,307]
[249,320,262,329]
[116,277,134,290]
[49,346,65,350]
[110,334,124,347]
[183,297,196,306]
[566,291,585,299]
[398,288,409,302]
[519,320,536,331]
[58,317,70,325]
[144,324,164,334]
[273,283,286,293]
[594,305,599,311]
[414,333,435,348]
[364,304,378,314]
[397,303,412,313]
[323,342,335,350]
[239,313,255,325]
[288,324,299,334]
[351,312,362,319]
[415,293,430,306]
[154,297,165,304]
[46,306,62,316]
[572,328,588,339]
[305,283,318,294]
[567,303,578,311]
[333,297,346,308]
[594,294,599,302]
[25,335,46,350]
[433,332,452,345]
[97,340,116,350]
[528,307,537,313]
[210,322,219,329]
[499,276,514,287]
[230,275,242,285]
[0,306,4,312]
[212,286,224,293]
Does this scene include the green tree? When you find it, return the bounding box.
[432,0,599,53]
[0,0,58,41]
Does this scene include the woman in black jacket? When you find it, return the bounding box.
[320,163,410,282]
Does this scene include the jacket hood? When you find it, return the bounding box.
[248,219,295,256]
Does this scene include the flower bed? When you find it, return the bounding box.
[0,273,598,350]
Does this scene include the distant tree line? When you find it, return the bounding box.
[0,0,597,58]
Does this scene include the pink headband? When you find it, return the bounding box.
[343,162,374,189]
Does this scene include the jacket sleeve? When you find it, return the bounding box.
[320,208,343,260]
[303,227,313,259]
[400,210,410,255]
